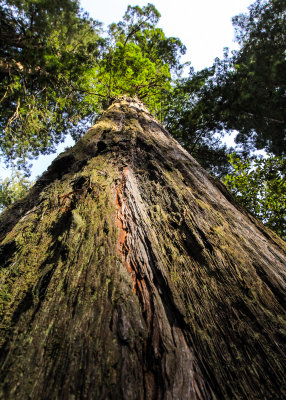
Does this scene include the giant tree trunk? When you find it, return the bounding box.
[0,97,285,400]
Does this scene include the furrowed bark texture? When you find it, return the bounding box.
[0,97,285,400]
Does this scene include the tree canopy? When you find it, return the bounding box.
[0,0,102,166]
[223,154,286,240]
[91,3,186,115]
[0,1,185,168]
[1,0,285,167]
[0,170,33,211]
[168,0,285,157]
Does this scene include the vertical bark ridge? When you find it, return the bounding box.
[0,96,285,399]
[115,165,214,399]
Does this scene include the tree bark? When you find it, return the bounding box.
[0,96,285,400]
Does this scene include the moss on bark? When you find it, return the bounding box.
[0,97,285,399]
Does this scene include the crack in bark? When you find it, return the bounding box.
[114,164,214,399]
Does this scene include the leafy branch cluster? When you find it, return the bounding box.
[223,154,286,240]
[0,171,33,210]
[0,0,104,164]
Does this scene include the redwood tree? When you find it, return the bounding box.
[0,97,285,399]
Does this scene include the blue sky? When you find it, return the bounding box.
[0,0,254,179]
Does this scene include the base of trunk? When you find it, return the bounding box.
[0,97,285,399]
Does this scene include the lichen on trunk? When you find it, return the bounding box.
[0,97,285,399]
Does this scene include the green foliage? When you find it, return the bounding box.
[0,0,103,167]
[168,0,285,158]
[0,1,186,167]
[95,3,186,114]
[223,154,286,240]
[0,171,33,210]
[229,0,286,154]
[164,70,234,177]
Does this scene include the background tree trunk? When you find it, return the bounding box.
[0,97,285,400]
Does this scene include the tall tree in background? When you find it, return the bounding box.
[167,0,285,157]
[0,97,285,399]
[230,0,286,153]
[0,0,104,167]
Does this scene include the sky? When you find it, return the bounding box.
[80,0,253,71]
[1,0,254,180]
